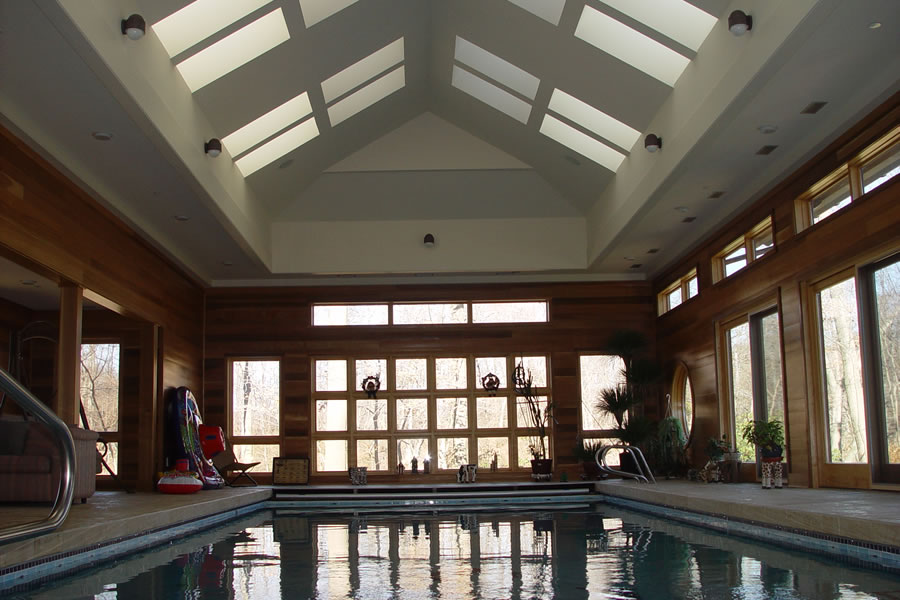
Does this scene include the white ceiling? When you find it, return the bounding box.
[0,0,898,289]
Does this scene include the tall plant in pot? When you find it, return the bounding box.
[515,361,554,480]
[741,419,785,489]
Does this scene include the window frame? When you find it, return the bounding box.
[658,267,698,315]
[226,356,283,471]
[577,352,627,437]
[80,339,122,477]
[670,362,694,445]
[712,217,774,283]
[311,300,550,327]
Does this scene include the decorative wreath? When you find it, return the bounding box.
[362,375,381,398]
[481,373,501,396]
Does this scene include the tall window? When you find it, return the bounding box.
[311,355,551,473]
[579,354,626,433]
[229,359,281,470]
[80,343,120,475]
[712,217,774,283]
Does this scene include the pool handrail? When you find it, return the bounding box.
[595,444,657,484]
[0,366,76,545]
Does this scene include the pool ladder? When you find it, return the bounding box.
[595,445,656,484]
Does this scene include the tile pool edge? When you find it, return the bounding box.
[599,494,900,573]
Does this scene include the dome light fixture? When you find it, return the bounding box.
[121,14,146,40]
[728,10,752,36]
[644,134,662,153]
[204,138,222,157]
[423,233,435,247]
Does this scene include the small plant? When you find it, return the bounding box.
[573,437,604,462]
[741,419,785,457]
[706,435,730,461]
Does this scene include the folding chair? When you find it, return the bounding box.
[212,445,260,486]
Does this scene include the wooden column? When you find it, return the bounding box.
[137,322,160,491]
[55,283,82,425]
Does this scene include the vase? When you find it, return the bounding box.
[531,458,553,481]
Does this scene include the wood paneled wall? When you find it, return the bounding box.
[653,94,900,487]
[204,282,656,482]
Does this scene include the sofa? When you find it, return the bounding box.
[0,417,99,503]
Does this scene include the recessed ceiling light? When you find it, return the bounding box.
[800,101,828,115]
[756,144,778,155]
[173,215,191,221]
[757,124,778,134]
[647,248,659,254]
[674,206,689,212]
[222,260,233,267]
[624,256,636,261]
[708,191,725,199]
[868,22,882,29]
[20,280,37,286]
[92,131,113,141]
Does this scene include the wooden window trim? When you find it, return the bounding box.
[658,268,698,315]
[712,217,773,283]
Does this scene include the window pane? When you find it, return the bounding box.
[315,359,347,391]
[472,301,548,323]
[811,177,852,224]
[682,379,693,441]
[316,439,348,471]
[516,396,548,428]
[752,227,774,260]
[355,359,387,392]
[395,358,427,390]
[437,438,469,469]
[98,440,118,476]
[396,398,428,430]
[667,287,682,310]
[231,360,280,436]
[313,304,388,325]
[477,437,509,468]
[760,312,785,423]
[818,278,867,463]
[579,355,626,430]
[397,438,429,467]
[80,343,120,432]
[436,358,467,389]
[475,357,507,390]
[316,399,348,432]
[477,397,508,428]
[437,397,468,429]
[515,356,548,387]
[724,244,748,277]
[393,303,468,324]
[516,436,548,467]
[233,444,279,471]
[727,323,754,461]
[862,144,900,194]
[356,399,387,431]
[873,259,900,464]
[356,439,389,471]
[687,276,699,299]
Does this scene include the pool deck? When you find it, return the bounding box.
[1,480,898,575]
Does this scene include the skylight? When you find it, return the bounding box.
[452,66,532,124]
[152,0,273,58]
[575,6,690,86]
[175,8,290,92]
[299,0,359,28]
[222,92,313,156]
[328,65,406,126]
[596,0,716,52]
[454,37,539,100]
[234,117,320,176]
[506,0,567,26]
[321,38,404,104]
[540,115,626,172]
[547,89,640,151]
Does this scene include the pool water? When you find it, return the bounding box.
[10,505,900,599]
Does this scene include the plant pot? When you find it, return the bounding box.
[761,445,783,460]
[582,459,604,480]
[619,451,638,475]
[531,458,553,481]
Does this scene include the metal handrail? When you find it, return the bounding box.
[595,444,656,484]
[0,366,76,545]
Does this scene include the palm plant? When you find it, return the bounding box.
[597,385,639,429]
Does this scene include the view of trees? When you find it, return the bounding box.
[873,260,900,464]
[231,360,280,467]
[80,343,119,474]
[579,355,626,431]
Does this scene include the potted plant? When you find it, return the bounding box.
[573,437,605,480]
[515,361,554,480]
[741,419,785,489]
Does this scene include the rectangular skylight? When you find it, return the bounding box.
[175,8,290,92]
[547,89,640,151]
[506,0,566,26]
[222,92,312,157]
[454,37,539,100]
[322,38,404,104]
[327,65,405,126]
[540,115,626,172]
[152,0,273,58]
[235,116,319,176]
[452,66,532,124]
[575,6,690,87]
[299,0,359,28]
[596,0,717,52]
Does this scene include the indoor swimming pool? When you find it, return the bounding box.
[6,505,900,599]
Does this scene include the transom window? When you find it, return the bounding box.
[712,217,774,283]
[658,268,699,315]
[313,301,548,326]
[228,359,281,471]
[312,355,551,473]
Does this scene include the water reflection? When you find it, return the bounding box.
[15,507,900,599]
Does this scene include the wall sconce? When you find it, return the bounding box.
[204,138,222,157]
[644,134,662,153]
[121,14,146,40]
[728,10,752,36]
[423,233,435,247]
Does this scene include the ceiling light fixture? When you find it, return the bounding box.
[674,206,689,212]
[204,138,222,157]
[423,233,435,247]
[20,280,37,286]
[645,133,662,152]
[757,124,778,134]
[121,14,146,40]
[173,215,190,222]
[91,131,113,141]
[868,22,882,30]
[728,10,752,36]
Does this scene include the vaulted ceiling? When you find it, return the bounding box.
[1,0,898,288]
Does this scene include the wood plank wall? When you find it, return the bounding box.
[204,281,656,482]
[652,94,900,487]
